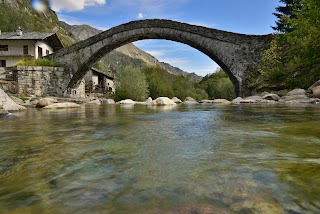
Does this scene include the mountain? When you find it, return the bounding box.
[0,0,202,81]
[64,24,202,81]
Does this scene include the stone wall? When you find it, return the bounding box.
[9,66,85,98]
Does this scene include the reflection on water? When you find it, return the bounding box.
[0,104,320,214]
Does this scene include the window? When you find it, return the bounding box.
[23,45,28,55]
[0,60,6,67]
[46,50,50,55]
[38,47,43,58]
[0,45,8,51]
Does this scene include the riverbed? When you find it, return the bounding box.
[0,104,320,213]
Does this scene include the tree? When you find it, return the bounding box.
[272,0,302,32]
[115,66,149,101]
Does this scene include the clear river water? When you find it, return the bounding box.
[0,104,320,214]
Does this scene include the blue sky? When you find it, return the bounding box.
[50,0,280,76]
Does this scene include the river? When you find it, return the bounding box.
[0,104,320,214]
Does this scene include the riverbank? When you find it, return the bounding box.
[1,87,320,118]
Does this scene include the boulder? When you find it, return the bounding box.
[100,99,116,105]
[263,93,280,101]
[88,99,101,105]
[308,80,320,91]
[259,91,270,97]
[183,101,198,105]
[10,96,24,105]
[36,98,58,108]
[240,99,258,104]
[43,102,81,109]
[280,95,309,102]
[171,97,182,104]
[152,97,176,105]
[231,97,243,104]
[212,99,231,105]
[117,99,135,105]
[145,97,153,105]
[244,95,263,101]
[185,97,197,102]
[0,109,9,116]
[0,88,26,111]
[311,86,320,98]
[30,98,39,106]
[287,89,306,96]
[200,99,214,104]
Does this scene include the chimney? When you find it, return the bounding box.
[16,27,22,36]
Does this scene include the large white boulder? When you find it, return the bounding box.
[171,97,183,104]
[152,97,176,105]
[0,88,26,111]
[145,97,153,105]
[231,97,243,104]
[117,99,135,105]
[43,102,80,109]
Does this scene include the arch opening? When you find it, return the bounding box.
[67,35,240,96]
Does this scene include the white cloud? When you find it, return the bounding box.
[145,50,166,57]
[159,58,189,65]
[137,13,145,19]
[188,21,216,28]
[51,0,106,12]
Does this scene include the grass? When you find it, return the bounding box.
[14,59,62,67]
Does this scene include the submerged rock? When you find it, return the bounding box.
[152,97,176,105]
[0,88,26,111]
[171,97,182,104]
[43,102,81,109]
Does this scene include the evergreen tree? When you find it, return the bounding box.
[272,0,302,32]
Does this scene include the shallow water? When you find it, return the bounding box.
[0,104,320,214]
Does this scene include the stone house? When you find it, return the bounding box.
[0,28,63,67]
[84,67,115,93]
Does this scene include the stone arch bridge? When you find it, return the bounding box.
[47,19,272,97]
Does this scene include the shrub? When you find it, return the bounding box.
[115,66,149,101]
[14,58,61,67]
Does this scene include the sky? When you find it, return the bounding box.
[48,0,280,76]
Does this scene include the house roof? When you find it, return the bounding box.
[91,67,115,80]
[0,32,64,51]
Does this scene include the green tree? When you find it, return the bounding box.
[198,69,235,100]
[115,66,149,101]
[272,0,302,32]
[143,66,175,99]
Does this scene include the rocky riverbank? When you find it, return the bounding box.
[1,85,320,118]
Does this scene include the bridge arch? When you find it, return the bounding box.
[48,19,272,97]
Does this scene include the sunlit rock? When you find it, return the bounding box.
[171,97,182,104]
[0,89,26,111]
[43,102,80,109]
[152,97,176,105]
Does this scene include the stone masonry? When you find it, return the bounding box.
[9,66,85,98]
[47,19,273,97]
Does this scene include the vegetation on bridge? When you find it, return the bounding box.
[14,59,61,67]
[248,0,320,92]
